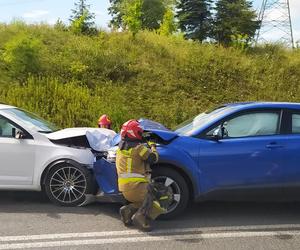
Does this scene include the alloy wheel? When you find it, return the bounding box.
[152,176,181,214]
[49,166,87,204]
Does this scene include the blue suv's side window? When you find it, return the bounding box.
[224,112,279,138]
[206,111,281,139]
[292,114,300,134]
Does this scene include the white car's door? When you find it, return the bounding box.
[0,116,36,186]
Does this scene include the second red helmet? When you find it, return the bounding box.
[98,114,112,128]
[120,119,143,140]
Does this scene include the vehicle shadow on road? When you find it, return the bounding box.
[156,201,300,230]
[0,191,121,220]
[1,191,300,230]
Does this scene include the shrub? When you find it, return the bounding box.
[2,33,41,79]
[1,24,300,129]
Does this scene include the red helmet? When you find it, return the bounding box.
[98,114,112,128]
[120,119,143,140]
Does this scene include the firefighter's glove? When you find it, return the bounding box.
[147,141,157,151]
[147,141,156,147]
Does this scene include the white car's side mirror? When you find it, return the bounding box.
[15,130,26,139]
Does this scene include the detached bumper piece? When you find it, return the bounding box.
[79,158,126,206]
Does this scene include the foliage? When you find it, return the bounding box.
[230,33,250,51]
[109,0,123,29]
[1,24,300,130]
[70,10,96,35]
[54,19,68,32]
[158,8,177,36]
[213,0,260,46]
[1,33,41,79]
[176,0,212,42]
[121,0,143,36]
[0,76,128,129]
[69,0,96,35]
[141,0,166,30]
[109,0,167,31]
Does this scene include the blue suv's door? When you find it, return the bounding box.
[198,110,285,196]
[277,110,300,187]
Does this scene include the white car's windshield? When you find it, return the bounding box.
[3,108,59,133]
[174,106,235,136]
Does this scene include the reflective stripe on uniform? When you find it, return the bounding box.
[159,196,169,200]
[126,158,132,173]
[117,148,133,157]
[139,147,148,157]
[118,177,149,185]
[118,173,145,178]
[153,201,166,212]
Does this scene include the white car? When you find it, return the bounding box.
[0,104,116,206]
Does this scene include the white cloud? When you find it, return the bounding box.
[22,10,49,19]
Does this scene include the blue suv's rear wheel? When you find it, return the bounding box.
[152,167,189,219]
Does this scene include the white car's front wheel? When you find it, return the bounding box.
[44,163,93,206]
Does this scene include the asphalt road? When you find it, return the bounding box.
[1,191,300,249]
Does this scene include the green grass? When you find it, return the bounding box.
[0,22,300,130]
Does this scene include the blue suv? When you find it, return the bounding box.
[94,102,300,218]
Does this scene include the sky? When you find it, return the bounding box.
[0,0,299,43]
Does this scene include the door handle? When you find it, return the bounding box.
[266,143,283,149]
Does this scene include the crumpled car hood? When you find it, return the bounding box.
[46,128,93,140]
[139,119,170,131]
[46,128,116,151]
[45,119,178,151]
[145,129,178,141]
[139,119,178,142]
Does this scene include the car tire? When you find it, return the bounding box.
[44,163,93,207]
[152,167,189,219]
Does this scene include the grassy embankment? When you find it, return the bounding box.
[0,22,300,130]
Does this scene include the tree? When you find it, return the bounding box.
[176,0,212,42]
[54,19,68,31]
[213,0,260,46]
[158,8,177,36]
[109,0,167,31]
[69,0,96,34]
[122,0,143,36]
[141,0,166,30]
[108,0,123,29]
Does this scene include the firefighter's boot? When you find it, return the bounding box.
[119,205,137,227]
[132,211,152,232]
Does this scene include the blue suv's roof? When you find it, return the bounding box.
[224,102,300,110]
